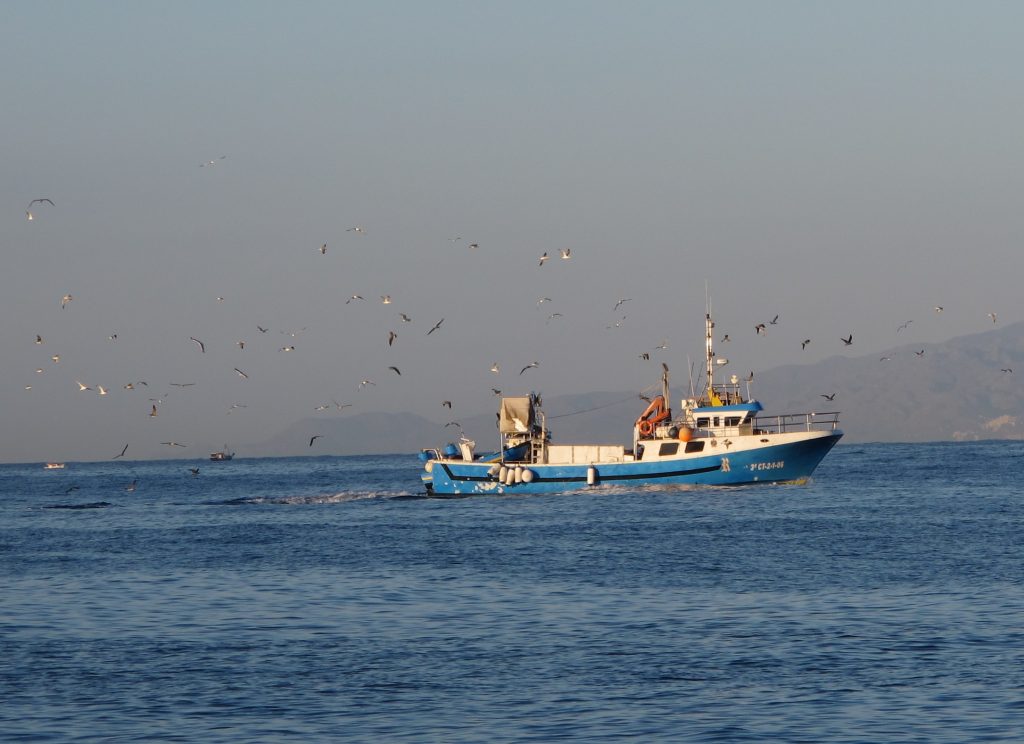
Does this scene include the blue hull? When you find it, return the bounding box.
[423,432,842,496]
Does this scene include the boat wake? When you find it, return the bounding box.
[43,501,113,510]
[211,490,418,506]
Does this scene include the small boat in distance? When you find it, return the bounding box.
[44,462,66,470]
[209,447,234,462]
[419,299,842,496]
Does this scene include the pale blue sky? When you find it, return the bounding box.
[4,2,1023,461]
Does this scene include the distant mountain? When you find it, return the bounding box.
[252,322,1024,455]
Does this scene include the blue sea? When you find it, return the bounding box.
[2,442,1023,742]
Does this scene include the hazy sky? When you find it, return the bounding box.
[4,1,1023,462]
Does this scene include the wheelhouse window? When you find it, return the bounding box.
[684,441,705,453]
[724,416,741,427]
[696,417,710,428]
[658,442,680,456]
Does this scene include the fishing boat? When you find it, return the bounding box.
[209,447,234,462]
[419,304,842,496]
[43,462,66,470]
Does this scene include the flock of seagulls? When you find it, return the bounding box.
[20,188,1017,473]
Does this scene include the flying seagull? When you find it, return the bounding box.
[897,320,912,333]
[381,295,392,304]
[189,337,205,353]
[821,393,836,401]
[309,435,323,447]
[841,334,853,346]
[801,339,811,350]
[538,252,549,266]
[234,368,248,379]
[359,379,376,389]
[988,312,998,323]
[399,313,412,323]
[257,326,269,333]
[149,404,158,417]
[770,315,779,325]
[346,226,365,234]
[519,361,540,375]
[388,366,401,376]
[35,334,42,344]
[755,323,766,336]
[280,345,295,352]
[113,443,129,459]
[915,349,925,357]
[427,318,445,335]
[26,198,54,220]
[490,362,500,374]
[388,331,397,347]
[614,298,631,312]
[442,400,452,408]
[560,248,571,260]
[161,441,187,447]
[346,294,365,304]
[61,294,73,309]
[320,243,327,255]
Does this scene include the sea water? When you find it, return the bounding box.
[2,442,1023,742]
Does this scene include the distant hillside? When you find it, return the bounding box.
[252,322,1024,454]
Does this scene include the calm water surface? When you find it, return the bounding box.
[2,442,1023,742]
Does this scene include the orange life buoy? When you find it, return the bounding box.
[639,420,654,436]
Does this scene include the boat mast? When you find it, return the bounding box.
[705,288,715,395]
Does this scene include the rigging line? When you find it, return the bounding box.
[548,394,640,420]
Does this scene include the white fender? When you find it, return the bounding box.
[505,468,516,485]
[514,466,523,483]
[498,466,507,483]
[424,461,433,473]
[521,468,535,483]
[587,466,597,485]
